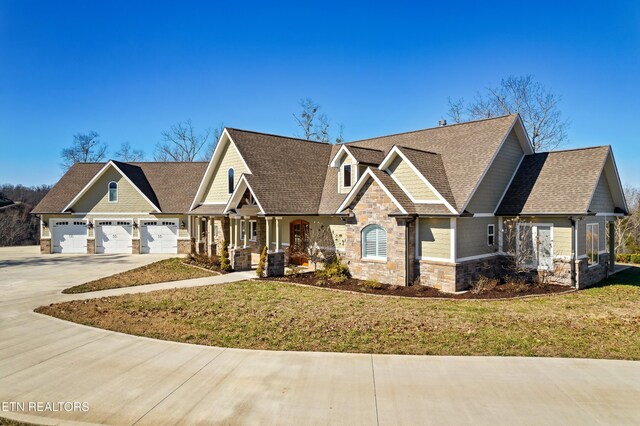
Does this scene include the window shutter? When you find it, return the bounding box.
[362,225,387,259]
[378,228,387,257]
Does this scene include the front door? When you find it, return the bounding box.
[289,220,310,266]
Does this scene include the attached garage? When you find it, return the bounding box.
[51,220,88,253]
[95,220,133,254]
[141,220,178,254]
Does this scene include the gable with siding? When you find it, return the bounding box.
[466,129,524,213]
[589,172,616,213]
[70,167,155,213]
[387,156,439,201]
[203,141,249,204]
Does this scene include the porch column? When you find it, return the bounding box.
[609,220,615,272]
[207,217,213,254]
[235,215,242,248]
[275,217,281,251]
[265,217,271,252]
[230,217,236,247]
[196,216,201,244]
[243,216,249,247]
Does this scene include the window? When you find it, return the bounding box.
[228,168,235,194]
[487,224,495,246]
[362,225,387,260]
[108,181,118,202]
[240,220,246,242]
[587,223,599,266]
[517,223,553,270]
[343,164,352,187]
[249,220,257,241]
[214,223,219,238]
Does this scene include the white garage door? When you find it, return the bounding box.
[96,220,133,254]
[52,220,88,254]
[141,220,178,254]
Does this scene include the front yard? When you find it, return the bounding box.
[40,267,640,359]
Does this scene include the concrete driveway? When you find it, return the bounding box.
[1,246,639,425]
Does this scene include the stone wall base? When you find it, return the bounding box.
[178,239,192,255]
[86,239,96,254]
[576,253,610,289]
[230,246,252,271]
[132,239,140,254]
[40,239,51,254]
[265,251,285,277]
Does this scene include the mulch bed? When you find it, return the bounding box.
[263,272,571,299]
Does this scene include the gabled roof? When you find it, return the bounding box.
[496,146,625,215]
[224,128,334,215]
[33,161,207,214]
[347,114,523,211]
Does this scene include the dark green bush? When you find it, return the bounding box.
[315,255,350,281]
[616,254,640,264]
[219,241,232,272]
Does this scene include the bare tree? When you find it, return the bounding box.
[501,218,535,275]
[202,124,225,161]
[115,142,145,162]
[154,120,212,162]
[615,186,640,254]
[293,98,344,143]
[60,131,108,170]
[447,75,569,152]
[286,223,338,270]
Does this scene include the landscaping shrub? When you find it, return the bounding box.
[469,275,499,294]
[503,275,530,293]
[287,265,303,275]
[315,255,350,281]
[186,253,221,270]
[616,253,640,264]
[219,241,232,272]
[363,279,383,290]
[256,246,267,277]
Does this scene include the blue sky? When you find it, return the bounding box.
[1,1,639,187]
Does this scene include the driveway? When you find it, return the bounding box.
[1,246,639,425]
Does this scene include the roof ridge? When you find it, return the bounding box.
[345,113,517,145]
[226,127,332,145]
[535,145,610,155]
[396,145,441,156]
[347,145,385,153]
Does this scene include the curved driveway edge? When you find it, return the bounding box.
[1,247,639,425]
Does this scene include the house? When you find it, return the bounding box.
[32,114,628,291]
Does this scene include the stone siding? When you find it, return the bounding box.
[178,239,192,255]
[86,238,95,254]
[40,239,51,254]
[415,260,456,292]
[265,251,285,277]
[230,247,252,271]
[132,239,141,254]
[343,179,409,287]
[576,253,610,289]
[214,217,230,255]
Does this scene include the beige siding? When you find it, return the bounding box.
[456,217,498,259]
[589,172,616,213]
[500,217,573,258]
[203,142,249,203]
[71,167,155,213]
[388,156,439,201]
[418,218,451,260]
[466,130,524,213]
[338,155,356,194]
[268,216,346,251]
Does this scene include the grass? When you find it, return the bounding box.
[41,266,640,359]
[62,258,215,294]
[0,417,41,426]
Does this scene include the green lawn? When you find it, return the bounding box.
[62,258,215,294]
[41,266,640,359]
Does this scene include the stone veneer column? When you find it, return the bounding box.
[40,239,51,254]
[265,251,285,277]
[230,246,252,271]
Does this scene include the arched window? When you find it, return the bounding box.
[362,225,387,260]
[228,168,235,194]
[108,181,118,202]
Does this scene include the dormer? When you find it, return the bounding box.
[329,145,385,194]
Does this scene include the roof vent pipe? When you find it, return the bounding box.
[438,119,447,126]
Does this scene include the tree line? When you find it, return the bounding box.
[0,184,52,246]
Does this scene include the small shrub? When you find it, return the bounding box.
[219,241,232,272]
[287,265,303,275]
[316,255,350,281]
[256,246,267,277]
[187,253,221,270]
[363,279,383,290]
[332,275,347,284]
[469,275,498,295]
[504,275,530,293]
[316,279,328,287]
[632,254,640,264]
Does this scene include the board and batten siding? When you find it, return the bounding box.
[418,218,451,260]
[589,172,616,213]
[71,167,154,213]
[203,142,249,204]
[338,155,356,194]
[466,130,524,213]
[456,217,498,259]
[387,156,439,201]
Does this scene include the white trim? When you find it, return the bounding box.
[388,172,446,205]
[336,168,408,215]
[200,202,227,205]
[223,174,266,215]
[608,148,629,214]
[517,222,555,271]
[586,222,600,267]
[456,252,500,262]
[329,145,358,167]
[249,219,257,242]
[70,212,159,215]
[595,212,624,217]
[450,218,457,262]
[378,146,457,214]
[418,256,454,263]
[474,213,495,217]
[487,223,495,246]
[62,161,161,213]
[493,154,525,214]
[227,167,235,195]
[107,181,118,203]
[190,129,252,211]
[361,224,387,261]
[462,116,521,213]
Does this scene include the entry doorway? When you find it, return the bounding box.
[289,220,310,266]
